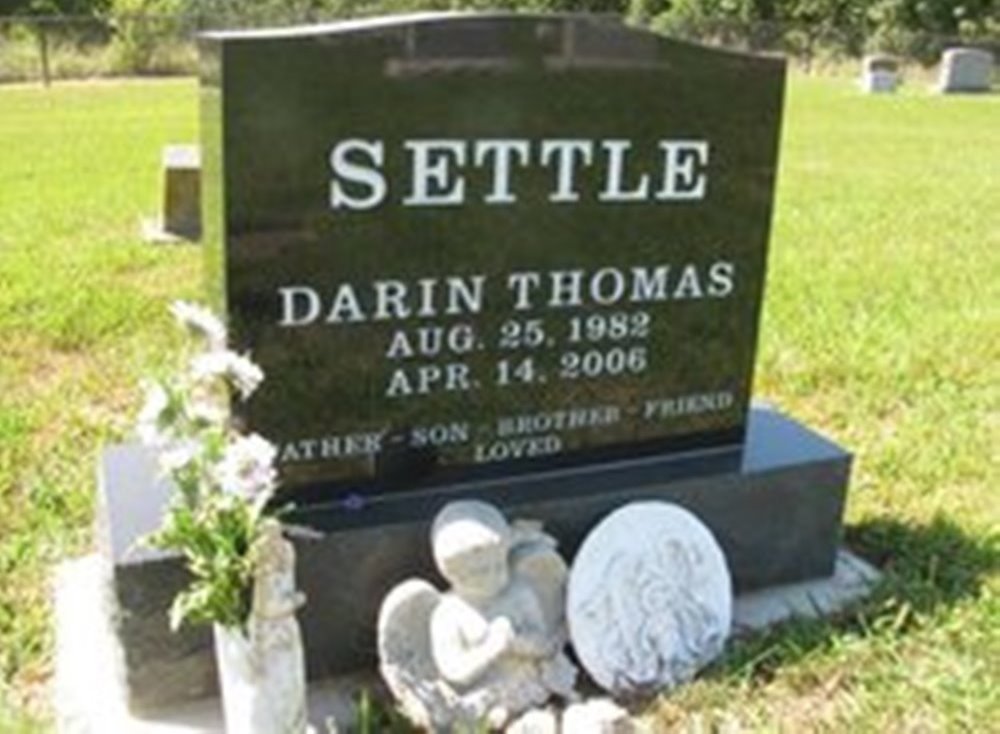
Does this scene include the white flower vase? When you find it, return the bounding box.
[214,522,308,734]
[214,624,263,732]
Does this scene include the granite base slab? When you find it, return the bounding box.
[55,550,879,733]
[96,406,851,711]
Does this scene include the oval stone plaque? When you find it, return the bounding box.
[567,501,732,695]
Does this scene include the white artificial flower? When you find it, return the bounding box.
[224,353,264,399]
[189,351,229,381]
[214,433,277,500]
[159,440,201,473]
[190,351,264,399]
[187,397,225,426]
[170,301,227,350]
[137,381,169,445]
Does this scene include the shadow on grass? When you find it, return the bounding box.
[848,514,999,610]
[705,513,999,684]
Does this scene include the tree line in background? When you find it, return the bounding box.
[1,0,997,78]
[632,0,997,62]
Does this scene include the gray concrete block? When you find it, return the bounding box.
[733,549,881,633]
[141,144,201,243]
[54,555,368,733]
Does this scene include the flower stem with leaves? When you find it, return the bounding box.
[137,301,279,632]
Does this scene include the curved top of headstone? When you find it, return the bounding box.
[941,46,994,61]
[202,12,783,68]
[863,53,899,72]
[202,12,455,40]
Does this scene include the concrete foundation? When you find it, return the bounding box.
[54,550,879,732]
[96,406,852,711]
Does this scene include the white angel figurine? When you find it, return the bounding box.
[377,501,578,731]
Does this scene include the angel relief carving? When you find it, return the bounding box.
[377,501,578,730]
[566,502,732,697]
[576,539,726,693]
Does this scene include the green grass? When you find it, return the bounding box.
[0,76,997,730]
[0,78,200,726]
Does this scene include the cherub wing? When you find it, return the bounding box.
[377,578,450,729]
[509,525,569,638]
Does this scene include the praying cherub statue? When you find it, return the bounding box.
[377,501,577,731]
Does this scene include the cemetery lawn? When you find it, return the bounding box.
[0,75,997,731]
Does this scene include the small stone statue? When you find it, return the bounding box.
[215,519,309,734]
[378,501,578,730]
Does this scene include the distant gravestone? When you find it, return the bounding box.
[860,54,899,93]
[938,48,994,93]
[143,144,202,242]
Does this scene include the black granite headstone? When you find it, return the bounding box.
[201,13,786,504]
